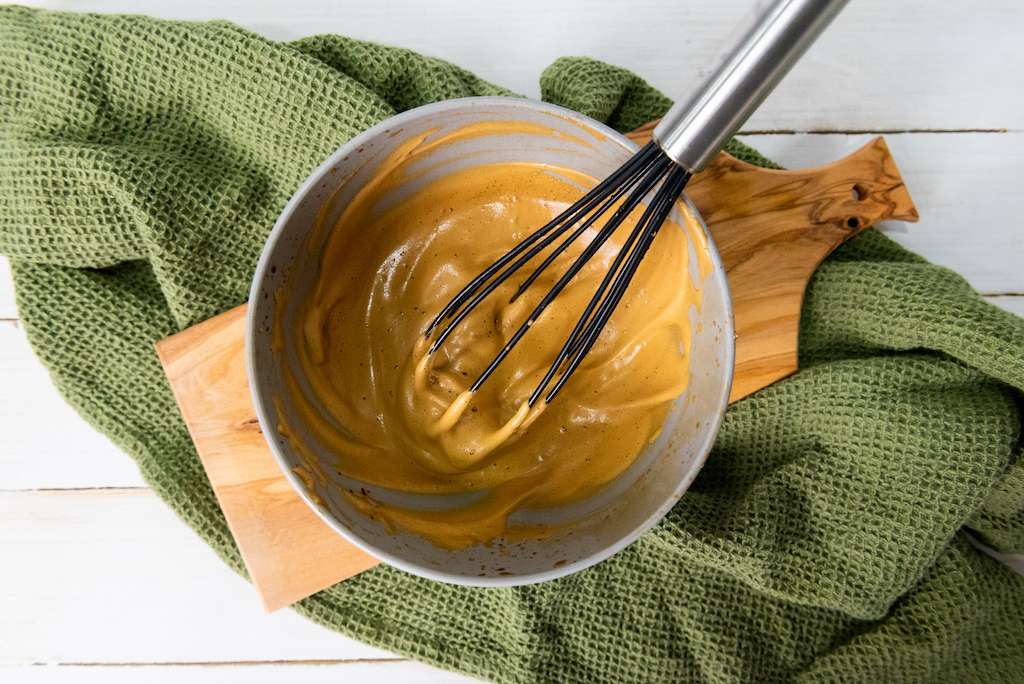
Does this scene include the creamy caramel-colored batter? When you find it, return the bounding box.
[281,122,708,549]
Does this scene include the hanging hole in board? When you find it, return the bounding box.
[846,217,861,229]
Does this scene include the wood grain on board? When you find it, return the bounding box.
[629,126,918,399]
[155,129,917,611]
[155,306,378,612]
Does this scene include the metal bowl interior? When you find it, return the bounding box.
[246,97,734,586]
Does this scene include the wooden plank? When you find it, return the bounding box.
[741,132,1024,294]
[0,321,146,489]
[985,296,1024,318]
[17,0,1023,131]
[0,489,390,665]
[1,662,480,683]
[155,307,378,612]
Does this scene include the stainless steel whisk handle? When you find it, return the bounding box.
[653,0,850,173]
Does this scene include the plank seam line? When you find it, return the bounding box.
[0,486,148,493]
[22,658,408,668]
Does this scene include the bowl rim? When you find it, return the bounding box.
[245,95,735,586]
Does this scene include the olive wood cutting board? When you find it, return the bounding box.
[155,126,918,611]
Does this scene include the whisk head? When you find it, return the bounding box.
[424,141,691,406]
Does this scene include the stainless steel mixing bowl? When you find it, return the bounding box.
[246,97,734,586]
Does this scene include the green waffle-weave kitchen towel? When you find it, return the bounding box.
[2,6,1023,682]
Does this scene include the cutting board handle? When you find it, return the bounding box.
[629,124,919,401]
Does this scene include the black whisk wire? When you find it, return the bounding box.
[529,165,690,405]
[425,142,661,339]
[427,143,664,355]
[424,143,693,405]
[508,148,664,304]
[464,154,676,394]
[543,166,690,403]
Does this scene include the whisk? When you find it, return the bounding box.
[425,0,849,409]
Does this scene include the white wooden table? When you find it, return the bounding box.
[2,1,1022,681]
